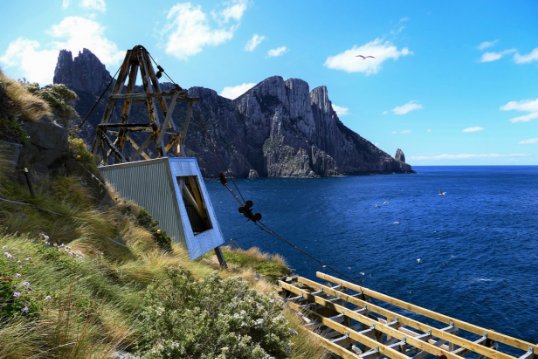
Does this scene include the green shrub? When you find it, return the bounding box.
[120,205,172,252]
[26,83,78,126]
[138,267,293,358]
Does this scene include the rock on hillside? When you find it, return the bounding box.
[395,148,406,163]
[53,48,414,177]
[53,49,112,143]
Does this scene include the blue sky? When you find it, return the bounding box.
[1,0,537,165]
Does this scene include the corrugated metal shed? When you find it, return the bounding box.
[99,157,224,259]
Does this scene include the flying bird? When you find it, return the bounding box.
[356,54,375,59]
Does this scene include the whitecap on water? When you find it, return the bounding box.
[472,277,494,283]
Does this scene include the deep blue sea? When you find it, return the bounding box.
[206,166,538,343]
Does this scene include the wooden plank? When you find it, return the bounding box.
[142,50,169,117]
[109,91,181,100]
[287,302,362,359]
[301,276,517,359]
[178,101,193,155]
[280,281,458,359]
[136,50,161,157]
[186,177,207,220]
[126,135,151,161]
[118,62,139,126]
[156,90,180,147]
[286,300,410,359]
[180,180,206,220]
[317,272,538,355]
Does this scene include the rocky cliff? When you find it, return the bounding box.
[53,49,414,177]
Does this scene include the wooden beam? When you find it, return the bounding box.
[317,272,538,356]
[156,90,180,147]
[101,49,131,124]
[280,281,460,359]
[286,300,410,359]
[301,276,517,359]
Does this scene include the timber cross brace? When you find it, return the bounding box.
[280,273,538,359]
[92,45,198,164]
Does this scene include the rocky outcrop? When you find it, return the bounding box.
[19,116,69,175]
[53,49,112,95]
[395,148,406,163]
[53,49,414,177]
[53,49,113,143]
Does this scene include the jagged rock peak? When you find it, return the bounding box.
[188,86,220,99]
[53,48,112,95]
[395,148,406,163]
[310,86,331,113]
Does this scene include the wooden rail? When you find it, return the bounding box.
[279,273,537,359]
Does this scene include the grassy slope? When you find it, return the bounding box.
[0,73,326,358]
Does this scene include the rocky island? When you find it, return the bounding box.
[53,49,414,178]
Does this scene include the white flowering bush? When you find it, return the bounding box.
[0,245,39,318]
[138,268,293,358]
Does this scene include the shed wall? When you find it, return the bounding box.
[99,157,225,259]
[99,158,186,247]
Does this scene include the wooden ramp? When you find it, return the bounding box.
[279,272,537,359]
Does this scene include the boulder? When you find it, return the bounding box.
[395,148,406,163]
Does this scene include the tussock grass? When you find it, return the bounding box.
[285,308,329,359]
[0,319,38,359]
[218,245,292,281]
[0,71,51,122]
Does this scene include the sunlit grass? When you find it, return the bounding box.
[0,70,51,122]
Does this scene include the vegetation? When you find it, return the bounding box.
[219,246,291,282]
[139,268,292,358]
[0,70,51,143]
[0,157,326,357]
[25,82,79,126]
[0,70,326,358]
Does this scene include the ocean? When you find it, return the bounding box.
[206,166,538,343]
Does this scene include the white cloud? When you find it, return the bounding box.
[220,82,256,99]
[501,98,538,112]
[332,105,349,117]
[519,138,538,145]
[244,33,265,52]
[81,0,106,12]
[480,49,515,63]
[410,153,527,161]
[62,0,71,9]
[49,16,122,64]
[477,40,498,51]
[219,0,247,22]
[508,112,538,123]
[385,101,423,115]
[0,16,122,85]
[462,126,484,133]
[0,39,57,84]
[324,38,411,75]
[500,98,538,123]
[267,46,288,57]
[514,48,538,64]
[163,1,246,60]
[391,129,412,135]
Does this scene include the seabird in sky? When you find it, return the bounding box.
[356,54,375,59]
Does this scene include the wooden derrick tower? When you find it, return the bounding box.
[92,45,197,164]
